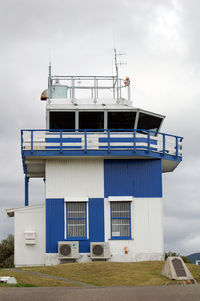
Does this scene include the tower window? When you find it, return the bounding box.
[49,112,75,130]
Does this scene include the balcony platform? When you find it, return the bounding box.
[21,129,183,177]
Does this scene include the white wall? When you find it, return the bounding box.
[104,197,164,262]
[14,205,45,267]
[45,158,104,199]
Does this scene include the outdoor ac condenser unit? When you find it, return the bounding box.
[90,242,111,259]
[58,241,79,259]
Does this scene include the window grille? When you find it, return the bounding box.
[111,201,131,238]
[66,202,86,238]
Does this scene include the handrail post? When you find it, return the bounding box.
[107,130,110,153]
[21,130,23,154]
[176,136,178,158]
[31,130,33,153]
[60,130,63,153]
[163,134,165,156]
[147,130,150,153]
[84,130,87,153]
[133,130,136,152]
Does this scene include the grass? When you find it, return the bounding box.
[21,261,190,287]
[1,262,199,287]
[0,269,78,287]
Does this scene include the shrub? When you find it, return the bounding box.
[0,234,14,268]
[165,251,192,264]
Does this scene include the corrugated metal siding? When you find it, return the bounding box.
[46,159,104,199]
[133,198,163,253]
[46,198,105,253]
[46,199,64,253]
[104,159,162,198]
[89,198,104,242]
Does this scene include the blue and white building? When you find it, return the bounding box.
[7,65,183,266]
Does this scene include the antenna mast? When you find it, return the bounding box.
[48,62,52,103]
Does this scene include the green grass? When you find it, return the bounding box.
[21,261,181,287]
[2,262,199,287]
[0,269,78,287]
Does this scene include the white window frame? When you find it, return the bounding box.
[64,197,89,240]
[108,196,133,240]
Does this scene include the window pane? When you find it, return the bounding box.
[112,219,130,237]
[68,219,86,237]
[67,202,86,218]
[112,202,130,218]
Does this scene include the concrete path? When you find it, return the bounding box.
[1,285,200,301]
[8,268,94,287]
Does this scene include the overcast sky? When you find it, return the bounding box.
[0,0,200,256]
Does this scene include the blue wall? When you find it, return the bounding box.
[46,198,104,253]
[46,199,64,253]
[104,159,162,197]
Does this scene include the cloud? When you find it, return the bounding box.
[0,0,199,256]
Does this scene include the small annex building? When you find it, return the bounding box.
[7,64,183,266]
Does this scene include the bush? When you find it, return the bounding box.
[0,234,14,268]
[165,251,192,264]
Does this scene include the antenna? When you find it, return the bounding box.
[114,49,127,104]
[48,62,52,103]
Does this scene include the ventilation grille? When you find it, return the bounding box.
[58,241,79,259]
[90,242,110,259]
[92,244,104,257]
[60,244,71,257]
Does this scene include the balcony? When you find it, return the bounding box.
[21,129,182,168]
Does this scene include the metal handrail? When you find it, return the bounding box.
[21,129,183,158]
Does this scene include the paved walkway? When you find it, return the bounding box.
[1,285,200,301]
[8,268,94,287]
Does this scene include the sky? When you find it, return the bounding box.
[0,0,200,256]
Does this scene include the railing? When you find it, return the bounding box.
[21,129,183,159]
[48,75,130,103]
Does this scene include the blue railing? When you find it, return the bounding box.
[21,129,183,159]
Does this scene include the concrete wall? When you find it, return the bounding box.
[14,205,45,267]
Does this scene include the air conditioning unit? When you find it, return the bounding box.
[90,242,111,260]
[58,241,79,259]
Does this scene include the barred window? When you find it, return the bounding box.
[111,201,131,238]
[66,202,87,238]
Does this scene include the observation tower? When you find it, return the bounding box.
[7,55,183,266]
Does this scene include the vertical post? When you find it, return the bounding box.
[31,130,33,153]
[71,77,75,103]
[75,111,79,130]
[176,136,178,158]
[107,130,110,153]
[84,130,87,153]
[104,111,107,130]
[113,77,115,99]
[93,77,97,103]
[48,64,52,103]
[163,134,165,156]
[128,84,130,101]
[21,130,23,154]
[133,130,136,152]
[60,130,63,153]
[116,77,119,104]
[147,130,150,153]
[25,176,29,206]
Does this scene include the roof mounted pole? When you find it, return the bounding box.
[114,49,120,104]
[48,63,52,103]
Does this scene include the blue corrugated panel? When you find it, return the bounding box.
[104,159,162,198]
[46,199,64,253]
[46,198,105,253]
[89,198,104,242]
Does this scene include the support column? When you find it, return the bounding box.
[25,175,29,206]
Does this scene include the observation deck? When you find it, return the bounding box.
[21,67,183,178]
[21,129,183,178]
